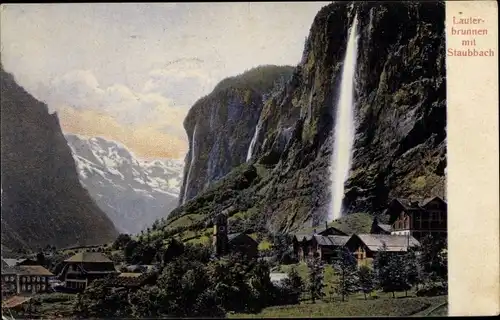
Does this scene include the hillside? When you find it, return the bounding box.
[179,65,294,204]
[155,1,446,242]
[65,134,183,234]
[0,66,118,251]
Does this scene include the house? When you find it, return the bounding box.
[1,265,54,296]
[269,272,289,286]
[370,217,392,234]
[57,252,119,292]
[292,222,349,262]
[385,196,447,241]
[212,213,258,259]
[344,234,420,267]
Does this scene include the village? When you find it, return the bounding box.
[1,196,448,318]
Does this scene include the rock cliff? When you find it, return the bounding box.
[1,66,118,251]
[65,133,183,234]
[161,1,447,238]
[179,65,294,204]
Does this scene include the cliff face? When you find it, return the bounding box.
[179,65,294,204]
[163,1,446,237]
[0,67,118,250]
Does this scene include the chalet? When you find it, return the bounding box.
[212,213,258,259]
[344,234,420,267]
[57,252,119,292]
[1,265,54,296]
[385,196,447,241]
[292,222,349,262]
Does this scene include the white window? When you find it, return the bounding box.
[21,285,26,291]
[41,284,46,291]
[36,276,40,282]
[31,276,35,282]
[27,285,31,291]
[10,276,15,282]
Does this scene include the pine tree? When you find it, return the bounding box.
[333,248,359,302]
[373,242,390,291]
[389,254,411,297]
[358,265,375,300]
[405,247,422,291]
[419,235,447,285]
[306,257,325,303]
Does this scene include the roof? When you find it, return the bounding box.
[105,272,155,288]
[377,224,392,233]
[227,233,257,244]
[420,196,447,207]
[64,252,113,263]
[14,265,54,276]
[313,235,350,247]
[270,273,289,283]
[2,296,32,309]
[317,226,348,236]
[118,273,142,278]
[355,234,420,252]
[294,234,313,242]
[1,258,27,267]
[1,265,53,276]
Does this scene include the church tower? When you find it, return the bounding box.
[212,212,228,257]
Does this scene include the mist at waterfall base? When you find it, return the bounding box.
[328,14,359,222]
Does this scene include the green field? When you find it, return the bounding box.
[229,295,447,318]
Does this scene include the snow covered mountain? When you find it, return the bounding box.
[64,133,184,234]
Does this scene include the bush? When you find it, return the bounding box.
[416,283,447,297]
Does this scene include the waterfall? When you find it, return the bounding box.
[182,124,198,204]
[246,120,262,162]
[329,14,359,221]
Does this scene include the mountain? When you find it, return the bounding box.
[155,1,446,242]
[179,65,294,204]
[65,134,183,234]
[0,66,118,251]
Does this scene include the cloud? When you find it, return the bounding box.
[58,106,186,160]
[1,2,331,159]
[44,69,189,159]
[142,58,217,106]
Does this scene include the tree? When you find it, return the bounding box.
[333,248,359,302]
[382,254,410,298]
[112,234,132,250]
[419,235,447,285]
[248,260,275,308]
[73,279,130,318]
[405,247,423,291]
[36,252,46,267]
[280,267,304,304]
[307,257,325,303]
[124,240,139,263]
[357,265,375,300]
[162,238,185,265]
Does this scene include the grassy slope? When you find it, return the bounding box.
[229,295,447,318]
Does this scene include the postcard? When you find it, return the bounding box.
[0,1,498,318]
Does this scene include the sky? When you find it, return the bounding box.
[0,2,330,160]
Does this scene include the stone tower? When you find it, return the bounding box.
[212,212,228,257]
